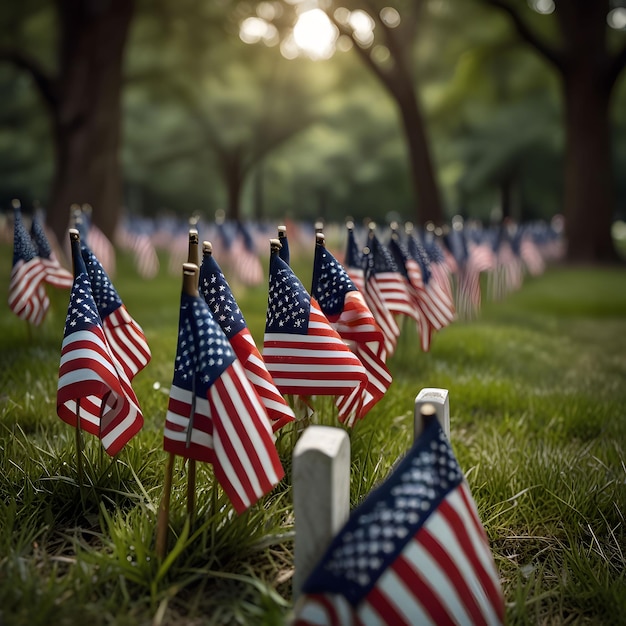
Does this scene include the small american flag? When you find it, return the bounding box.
[8,206,50,326]
[162,283,284,514]
[30,212,73,289]
[199,246,295,432]
[345,226,399,357]
[311,238,391,424]
[262,247,368,421]
[293,416,505,626]
[81,245,151,381]
[230,222,264,287]
[57,231,144,455]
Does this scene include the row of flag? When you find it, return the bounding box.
[5,205,521,623]
[9,206,560,511]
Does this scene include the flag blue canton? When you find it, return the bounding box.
[407,233,432,285]
[13,210,38,265]
[81,246,123,317]
[30,216,53,259]
[369,234,400,274]
[173,294,236,395]
[266,255,310,334]
[65,273,102,333]
[388,235,411,279]
[199,255,246,339]
[345,229,363,269]
[302,417,463,606]
[312,246,357,317]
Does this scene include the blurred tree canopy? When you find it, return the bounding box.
[0,0,625,262]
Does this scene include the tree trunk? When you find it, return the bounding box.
[47,0,134,245]
[396,86,446,227]
[224,163,243,222]
[561,67,619,263]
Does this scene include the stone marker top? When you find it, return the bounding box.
[294,425,349,458]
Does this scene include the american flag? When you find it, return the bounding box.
[406,229,456,329]
[262,246,368,422]
[30,212,73,289]
[311,237,391,424]
[8,206,50,326]
[345,226,399,357]
[389,232,455,352]
[292,416,505,626]
[199,245,295,432]
[162,275,284,514]
[421,233,456,318]
[81,245,151,381]
[70,205,117,278]
[57,231,144,455]
[230,221,264,287]
[115,218,160,280]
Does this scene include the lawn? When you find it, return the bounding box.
[1,245,625,625]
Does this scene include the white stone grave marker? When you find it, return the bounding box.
[292,425,350,599]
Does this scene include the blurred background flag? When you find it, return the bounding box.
[293,413,505,626]
[163,264,284,514]
[311,233,391,424]
[262,240,368,425]
[8,202,50,326]
[57,230,143,456]
[29,210,73,289]
[199,241,295,432]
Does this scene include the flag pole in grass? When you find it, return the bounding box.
[156,262,199,560]
[186,227,199,521]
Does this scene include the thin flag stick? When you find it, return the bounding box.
[156,261,200,558]
[156,451,175,560]
[75,398,85,507]
[186,228,199,521]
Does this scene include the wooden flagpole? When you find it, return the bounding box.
[156,261,199,559]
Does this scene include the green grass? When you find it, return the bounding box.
[1,247,625,625]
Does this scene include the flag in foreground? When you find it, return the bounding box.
[199,244,295,432]
[8,205,49,326]
[311,236,391,424]
[163,269,284,514]
[262,244,368,423]
[57,230,143,455]
[293,415,505,626]
[81,245,151,381]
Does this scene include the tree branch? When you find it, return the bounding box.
[482,0,564,71]
[0,47,58,112]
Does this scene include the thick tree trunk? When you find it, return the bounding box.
[561,68,619,263]
[47,0,134,245]
[396,87,446,227]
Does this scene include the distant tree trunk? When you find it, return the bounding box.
[46,0,134,245]
[561,58,618,262]
[221,148,244,222]
[395,85,445,226]
[485,0,625,264]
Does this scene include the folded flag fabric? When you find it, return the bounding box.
[199,244,295,432]
[8,205,50,326]
[81,245,151,381]
[311,236,391,424]
[262,244,368,424]
[30,212,73,289]
[163,271,284,514]
[57,230,143,455]
[292,415,505,626]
